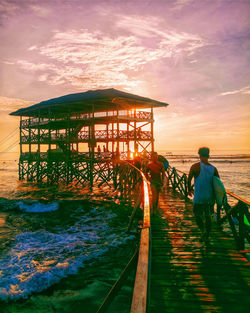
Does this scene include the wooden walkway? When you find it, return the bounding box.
[148,186,250,313]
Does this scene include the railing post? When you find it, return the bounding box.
[224,202,240,248]
[172,167,176,190]
[238,201,246,250]
[184,174,188,198]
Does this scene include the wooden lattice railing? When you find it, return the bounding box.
[20,110,152,128]
[218,191,250,250]
[21,129,152,143]
[167,166,189,198]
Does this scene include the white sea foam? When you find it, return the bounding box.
[0,207,134,301]
[17,201,59,213]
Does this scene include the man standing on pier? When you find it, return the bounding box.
[188,147,220,244]
[146,152,165,214]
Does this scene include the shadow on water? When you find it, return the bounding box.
[14,180,116,201]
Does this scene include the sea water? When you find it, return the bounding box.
[0,151,249,312]
[0,154,137,313]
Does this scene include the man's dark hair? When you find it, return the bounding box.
[198,147,210,158]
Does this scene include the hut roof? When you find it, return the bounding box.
[10,88,169,117]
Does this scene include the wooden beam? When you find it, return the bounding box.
[130,228,149,313]
[150,107,154,152]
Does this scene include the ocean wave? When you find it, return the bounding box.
[0,206,134,301]
[17,200,59,213]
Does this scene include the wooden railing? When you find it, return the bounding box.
[20,111,152,128]
[166,165,250,251]
[20,151,115,161]
[217,191,250,251]
[96,161,151,313]
[20,151,140,162]
[167,166,190,198]
[118,161,151,313]
[79,129,152,140]
[21,130,152,143]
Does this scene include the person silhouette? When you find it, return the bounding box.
[188,147,220,244]
[146,152,165,214]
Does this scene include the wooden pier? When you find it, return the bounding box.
[149,187,250,313]
[97,163,250,313]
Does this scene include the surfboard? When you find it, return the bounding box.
[213,176,227,206]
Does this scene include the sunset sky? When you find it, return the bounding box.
[0,0,249,153]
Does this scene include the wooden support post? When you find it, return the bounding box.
[184,174,188,198]
[37,112,41,182]
[89,105,95,189]
[38,113,41,154]
[112,120,114,155]
[19,116,23,155]
[150,107,154,152]
[111,119,117,188]
[172,168,176,190]
[224,202,240,248]
[48,110,51,152]
[106,122,108,151]
[47,109,52,184]
[27,117,31,181]
[134,109,137,155]
[28,117,31,154]
[66,110,71,184]
[19,117,22,180]
[117,109,120,154]
[127,120,130,159]
[238,202,246,250]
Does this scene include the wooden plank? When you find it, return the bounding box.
[130,228,149,313]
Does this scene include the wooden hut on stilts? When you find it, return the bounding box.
[10,88,168,188]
